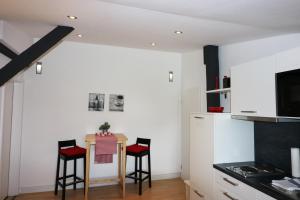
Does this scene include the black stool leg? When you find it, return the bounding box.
[54,155,60,195]
[73,158,77,190]
[83,156,86,195]
[134,157,138,184]
[62,159,67,200]
[139,156,142,195]
[148,152,152,188]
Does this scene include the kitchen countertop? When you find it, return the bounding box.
[213,162,300,200]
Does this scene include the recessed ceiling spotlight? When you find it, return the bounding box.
[174,30,183,35]
[151,42,156,46]
[67,15,78,20]
[77,34,83,38]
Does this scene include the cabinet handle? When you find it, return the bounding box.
[194,116,204,119]
[193,189,204,198]
[240,110,257,113]
[223,192,238,200]
[223,177,238,186]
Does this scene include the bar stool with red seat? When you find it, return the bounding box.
[126,138,151,195]
[54,139,86,200]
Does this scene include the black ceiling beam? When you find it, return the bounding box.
[0,25,74,86]
[0,41,18,59]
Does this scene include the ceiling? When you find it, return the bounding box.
[0,0,299,52]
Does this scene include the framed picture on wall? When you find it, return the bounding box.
[88,93,105,111]
[109,94,124,112]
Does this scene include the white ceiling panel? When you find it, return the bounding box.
[0,0,298,52]
[100,0,300,30]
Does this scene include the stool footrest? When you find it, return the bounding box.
[65,180,84,186]
[58,174,76,180]
[127,170,149,176]
[58,175,83,180]
[126,170,150,182]
[126,175,150,181]
[57,176,84,187]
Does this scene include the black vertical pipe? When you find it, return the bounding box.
[204,45,220,110]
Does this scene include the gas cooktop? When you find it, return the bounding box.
[226,163,285,178]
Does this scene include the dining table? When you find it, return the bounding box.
[84,133,128,200]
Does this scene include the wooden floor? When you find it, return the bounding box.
[15,178,186,200]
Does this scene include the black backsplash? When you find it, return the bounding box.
[255,122,300,175]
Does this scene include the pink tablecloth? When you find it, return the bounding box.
[95,133,117,164]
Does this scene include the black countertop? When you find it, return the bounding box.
[213,162,300,200]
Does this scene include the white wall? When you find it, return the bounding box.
[0,37,12,200]
[0,21,32,198]
[0,20,32,53]
[0,82,14,200]
[20,41,182,193]
[0,21,4,42]
[219,33,300,111]
[8,83,24,196]
[181,50,205,180]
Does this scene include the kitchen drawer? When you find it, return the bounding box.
[215,184,246,200]
[214,170,255,200]
[190,188,205,200]
[185,180,207,200]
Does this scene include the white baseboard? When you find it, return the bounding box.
[152,172,181,180]
[19,172,181,194]
[20,185,55,194]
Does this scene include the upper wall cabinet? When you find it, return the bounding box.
[231,55,277,118]
[276,47,300,73]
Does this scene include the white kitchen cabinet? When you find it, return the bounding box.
[214,170,276,200]
[215,184,244,200]
[185,180,206,200]
[214,169,255,200]
[214,170,255,200]
[190,188,205,200]
[187,113,254,200]
[231,55,277,118]
[190,114,214,199]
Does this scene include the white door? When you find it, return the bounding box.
[190,114,214,200]
[0,83,14,200]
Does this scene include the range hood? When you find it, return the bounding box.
[231,115,300,122]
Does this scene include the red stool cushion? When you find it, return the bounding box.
[126,144,149,154]
[59,146,86,157]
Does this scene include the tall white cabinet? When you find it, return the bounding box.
[188,113,254,200]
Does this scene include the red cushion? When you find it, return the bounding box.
[59,146,86,157]
[126,144,149,154]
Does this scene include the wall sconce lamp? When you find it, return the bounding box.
[169,71,174,82]
[36,62,42,74]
